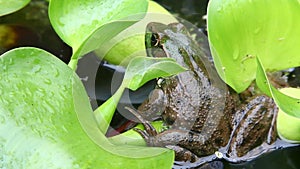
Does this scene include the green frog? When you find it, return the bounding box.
[127,22,278,164]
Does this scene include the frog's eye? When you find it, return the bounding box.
[151,33,159,47]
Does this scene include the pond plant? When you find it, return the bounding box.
[0,0,300,168]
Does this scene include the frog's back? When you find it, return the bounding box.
[160,23,232,134]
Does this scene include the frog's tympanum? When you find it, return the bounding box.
[128,22,278,164]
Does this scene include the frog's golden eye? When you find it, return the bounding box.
[151,33,159,47]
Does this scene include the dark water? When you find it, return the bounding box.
[0,0,71,62]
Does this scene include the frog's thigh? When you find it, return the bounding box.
[151,129,208,160]
[151,129,187,146]
[228,95,278,158]
[166,145,198,162]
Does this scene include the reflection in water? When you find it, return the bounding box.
[225,146,300,169]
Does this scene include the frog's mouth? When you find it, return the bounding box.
[147,46,167,58]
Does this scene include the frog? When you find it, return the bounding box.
[126,22,278,164]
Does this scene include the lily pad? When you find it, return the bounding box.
[0,47,174,168]
[208,0,300,92]
[0,0,30,16]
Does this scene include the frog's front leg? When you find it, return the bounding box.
[137,88,166,121]
[126,107,200,162]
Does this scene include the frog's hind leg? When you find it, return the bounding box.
[226,95,279,162]
[167,145,220,165]
[166,145,198,162]
[126,107,201,162]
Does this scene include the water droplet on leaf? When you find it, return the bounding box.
[253,27,261,34]
[44,78,52,85]
[233,49,239,60]
[31,65,42,73]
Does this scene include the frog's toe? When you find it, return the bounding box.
[133,128,150,139]
[133,128,158,146]
[126,106,159,145]
[133,128,150,144]
[125,106,158,136]
[142,121,158,136]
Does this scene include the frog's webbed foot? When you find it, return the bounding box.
[125,107,158,146]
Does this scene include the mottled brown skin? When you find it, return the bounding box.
[228,95,278,158]
[134,22,278,162]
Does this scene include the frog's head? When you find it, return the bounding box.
[145,22,189,58]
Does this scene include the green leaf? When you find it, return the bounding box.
[277,88,300,143]
[109,121,167,146]
[208,0,300,92]
[0,47,103,168]
[0,47,174,168]
[0,0,30,16]
[48,0,148,69]
[94,0,177,65]
[124,56,187,91]
[94,87,125,133]
[256,57,300,143]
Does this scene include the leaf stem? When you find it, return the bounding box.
[68,59,78,70]
[94,85,125,134]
